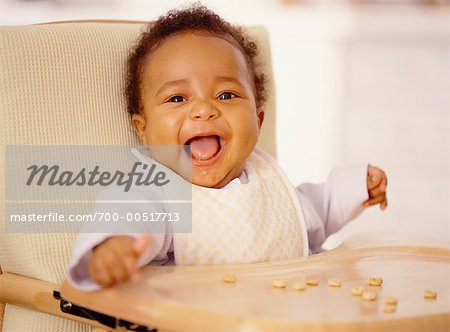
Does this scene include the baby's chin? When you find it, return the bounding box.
[191,175,228,189]
[191,169,240,189]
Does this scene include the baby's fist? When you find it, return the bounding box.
[87,234,150,288]
[364,165,388,210]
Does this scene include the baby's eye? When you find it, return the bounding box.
[167,95,185,103]
[218,92,236,100]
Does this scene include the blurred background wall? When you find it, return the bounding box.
[1,0,449,248]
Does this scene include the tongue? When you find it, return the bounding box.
[189,136,220,160]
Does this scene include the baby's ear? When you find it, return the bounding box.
[257,109,265,129]
[131,113,147,145]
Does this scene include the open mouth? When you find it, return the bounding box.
[184,135,224,165]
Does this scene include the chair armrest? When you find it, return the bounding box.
[0,272,109,330]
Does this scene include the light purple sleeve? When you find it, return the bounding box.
[67,187,172,291]
[67,232,170,291]
[296,163,369,253]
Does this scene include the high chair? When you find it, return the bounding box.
[0,20,277,331]
[2,19,449,332]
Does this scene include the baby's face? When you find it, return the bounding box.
[133,32,263,188]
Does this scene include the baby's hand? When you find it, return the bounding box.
[87,234,150,288]
[363,165,388,210]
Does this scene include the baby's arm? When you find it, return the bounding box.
[67,188,172,290]
[68,232,169,290]
[296,164,369,252]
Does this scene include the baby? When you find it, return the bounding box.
[68,5,388,290]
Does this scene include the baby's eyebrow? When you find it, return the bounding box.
[215,75,243,86]
[156,79,188,97]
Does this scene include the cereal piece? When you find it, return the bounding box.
[292,282,306,291]
[223,275,236,283]
[351,286,365,296]
[424,290,437,299]
[368,277,383,286]
[328,278,341,287]
[306,279,319,286]
[383,304,397,313]
[385,296,397,305]
[362,290,377,301]
[328,279,341,287]
[272,279,287,288]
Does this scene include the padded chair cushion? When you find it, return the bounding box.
[0,21,275,331]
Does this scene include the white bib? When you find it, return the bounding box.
[174,148,309,266]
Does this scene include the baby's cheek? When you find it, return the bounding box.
[147,120,182,145]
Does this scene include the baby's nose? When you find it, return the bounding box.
[190,101,220,121]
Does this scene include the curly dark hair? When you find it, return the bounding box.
[125,4,267,116]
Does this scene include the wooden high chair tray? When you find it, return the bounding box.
[61,233,450,331]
